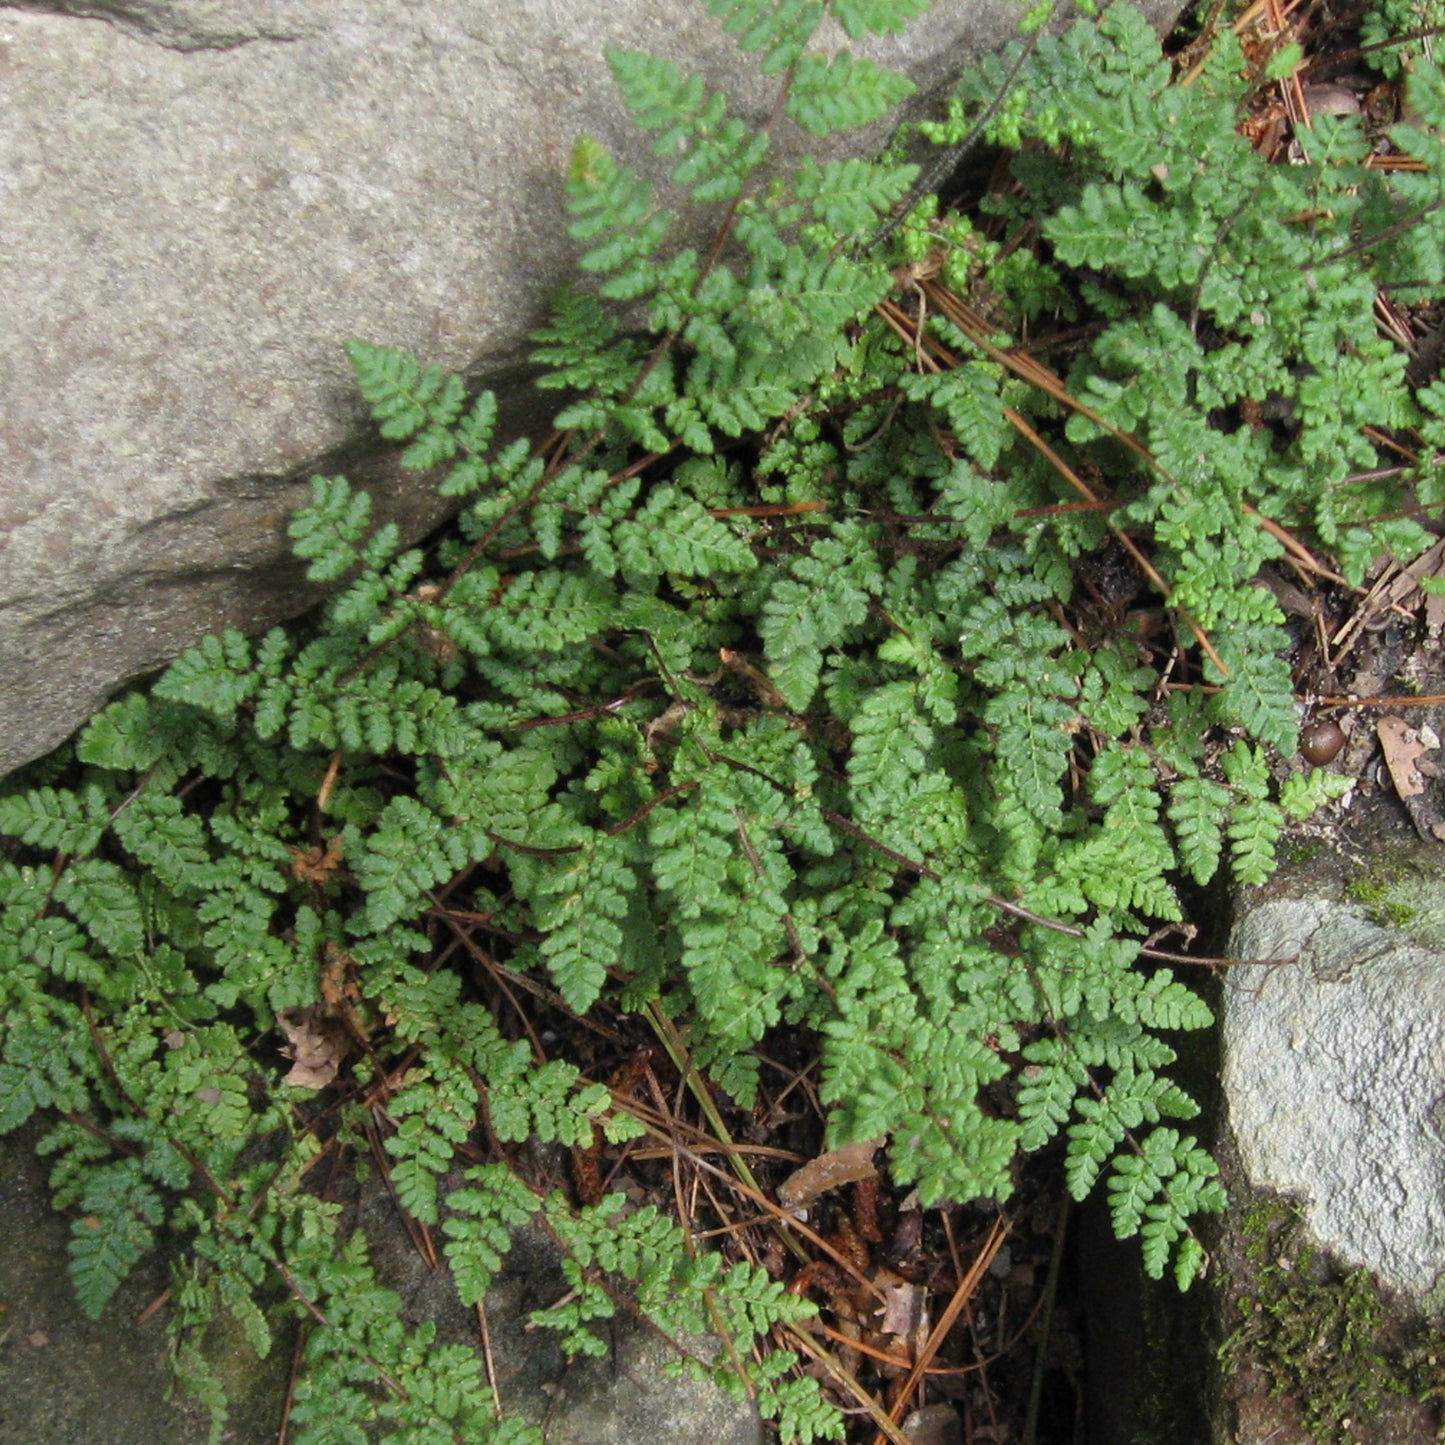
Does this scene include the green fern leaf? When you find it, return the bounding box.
[0,784,111,855]
[486,569,618,652]
[68,1165,165,1319]
[531,835,636,1014]
[1167,774,1230,886]
[75,692,167,773]
[1227,795,1282,886]
[344,338,466,457]
[385,1078,477,1226]
[794,156,919,236]
[353,796,474,931]
[1278,767,1353,820]
[901,364,1011,470]
[615,486,756,580]
[1206,628,1297,753]
[153,630,256,721]
[606,49,771,200]
[1017,1041,1087,1152]
[831,0,932,38]
[1065,1099,1126,1199]
[288,474,372,583]
[52,859,145,957]
[443,1165,539,1307]
[848,680,932,824]
[759,525,881,709]
[111,794,213,894]
[707,0,822,72]
[787,51,913,135]
[567,137,672,297]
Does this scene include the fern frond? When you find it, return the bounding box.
[343,338,466,463]
[153,630,256,721]
[288,474,373,583]
[759,523,881,708]
[566,136,673,299]
[68,1163,166,1319]
[0,784,111,855]
[607,49,771,200]
[831,0,933,38]
[787,50,914,136]
[530,833,636,1014]
[706,0,823,72]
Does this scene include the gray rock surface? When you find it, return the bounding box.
[1222,845,1445,1308]
[0,0,1181,782]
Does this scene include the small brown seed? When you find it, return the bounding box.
[1300,719,1346,766]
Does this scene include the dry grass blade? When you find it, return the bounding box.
[611,1093,886,1300]
[783,1326,918,1445]
[870,1214,1013,1445]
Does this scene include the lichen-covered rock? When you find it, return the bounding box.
[1222,844,1445,1307]
[1215,837,1445,1443]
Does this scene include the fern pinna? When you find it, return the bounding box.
[3,0,1440,1438]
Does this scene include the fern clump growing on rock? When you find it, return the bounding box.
[4,1,1444,1438]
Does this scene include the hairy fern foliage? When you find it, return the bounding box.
[0,1,1434,1439]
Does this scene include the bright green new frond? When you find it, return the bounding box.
[1125,972,1213,1032]
[486,568,619,652]
[1219,741,1283,885]
[606,48,715,146]
[492,1059,609,1146]
[1278,766,1353,821]
[1205,627,1298,754]
[847,679,933,825]
[1016,1039,1088,1152]
[1105,1127,1225,1285]
[984,688,1075,834]
[755,1369,844,1443]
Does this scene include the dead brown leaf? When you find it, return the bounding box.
[277,1007,349,1089]
[778,1137,883,1213]
[290,834,345,885]
[1378,715,1434,800]
[877,1278,928,1338]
